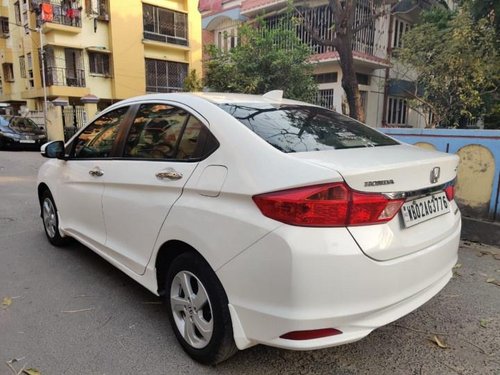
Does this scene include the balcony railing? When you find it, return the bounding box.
[264,3,377,57]
[44,67,86,87]
[143,31,188,46]
[36,0,82,27]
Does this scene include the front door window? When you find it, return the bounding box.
[72,106,128,158]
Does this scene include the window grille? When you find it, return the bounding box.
[143,4,188,46]
[89,52,111,76]
[145,58,188,93]
[0,17,9,37]
[315,89,335,110]
[19,56,26,78]
[392,18,410,49]
[386,96,408,125]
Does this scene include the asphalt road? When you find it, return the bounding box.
[0,151,499,375]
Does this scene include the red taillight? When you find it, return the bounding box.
[280,328,342,340]
[253,182,405,227]
[445,185,455,201]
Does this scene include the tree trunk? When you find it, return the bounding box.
[336,36,365,122]
[302,0,371,122]
[331,0,366,123]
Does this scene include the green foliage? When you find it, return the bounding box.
[398,3,499,128]
[203,19,318,103]
[183,69,203,92]
[467,0,500,34]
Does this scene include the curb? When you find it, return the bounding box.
[461,217,500,247]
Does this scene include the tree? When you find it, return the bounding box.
[297,0,400,122]
[183,69,203,92]
[397,3,499,128]
[204,19,318,103]
[468,0,499,34]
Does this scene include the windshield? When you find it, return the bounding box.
[9,117,40,132]
[218,103,399,153]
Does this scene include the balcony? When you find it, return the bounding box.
[37,0,82,29]
[262,4,389,69]
[44,67,86,87]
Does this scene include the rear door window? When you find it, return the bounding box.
[218,103,399,153]
[123,103,218,160]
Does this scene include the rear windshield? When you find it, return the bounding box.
[218,103,399,153]
[9,117,39,132]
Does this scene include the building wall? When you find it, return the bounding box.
[0,0,203,140]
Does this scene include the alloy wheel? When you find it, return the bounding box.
[170,270,214,349]
[42,198,57,238]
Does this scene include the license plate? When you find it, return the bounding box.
[401,191,450,228]
[20,140,35,143]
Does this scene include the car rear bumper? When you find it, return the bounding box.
[217,216,461,350]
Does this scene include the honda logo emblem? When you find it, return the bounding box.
[430,167,440,183]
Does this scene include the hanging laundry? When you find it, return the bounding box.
[66,0,81,24]
[41,3,54,22]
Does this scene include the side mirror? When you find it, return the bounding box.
[41,140,67,160]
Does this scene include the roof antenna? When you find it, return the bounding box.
[262,90,283,101]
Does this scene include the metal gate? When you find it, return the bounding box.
[63,105,87,141]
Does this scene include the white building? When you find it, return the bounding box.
[201,0,437,128]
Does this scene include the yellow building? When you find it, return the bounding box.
[0,0,202,140]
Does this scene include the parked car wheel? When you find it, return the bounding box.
[41,190,70,246]
[164,252,238,365]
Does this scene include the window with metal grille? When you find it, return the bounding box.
[2,63,14,82]
[393,18,410,49]
[143,4,188,46]
[19,56,26,78]
[145,58,188,93]
[14,2,21,25]
[0,17,9,37]
[386,96,408,125]
[315,72,338,84]
[316,89,335,110]
[22,0,30,34]
[27,53,34,88]
[89,52,111,76]
[85,0,109,20]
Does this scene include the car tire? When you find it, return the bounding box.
[164,252,238,365]
[41,190,71,246]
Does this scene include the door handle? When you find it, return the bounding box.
[89,167,104,177]
[156,169,183,180]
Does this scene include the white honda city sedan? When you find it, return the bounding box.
[37,92,461,364]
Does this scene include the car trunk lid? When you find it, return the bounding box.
[290,144,460,260]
